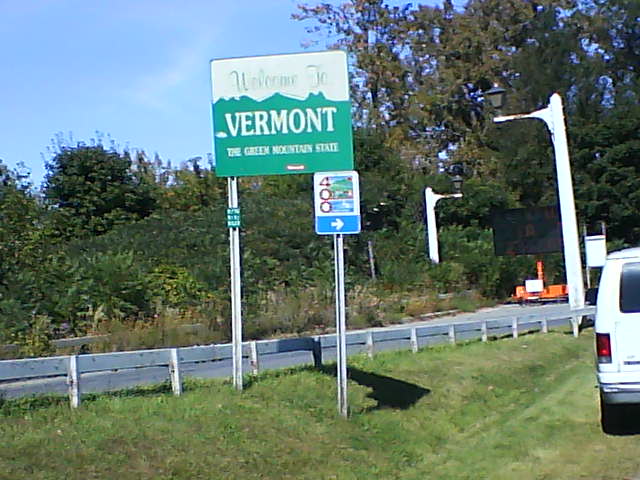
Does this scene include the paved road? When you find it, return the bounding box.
[0,302,578,400]
[416,301,574,327]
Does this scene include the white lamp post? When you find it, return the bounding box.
[493,93,585,310]
[424,187,463,264]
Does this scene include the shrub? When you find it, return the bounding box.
[71,251,150,329]
[16,315,54,358]
[146,265,213,307]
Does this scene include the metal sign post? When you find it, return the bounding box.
[227,177,243,390]
[334,233,348,418]
[314,171,360,417]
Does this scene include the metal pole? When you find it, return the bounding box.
[228,176,243,390]
[424,187,441,264]
[334,234,348,418]
[424,188,463,264]
[367,240,376,280]
[494,93,585,310]
[548,93,585,310]
[583,223,591,289]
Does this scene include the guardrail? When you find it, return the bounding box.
[1,323,208,356]
[0,308,595,408]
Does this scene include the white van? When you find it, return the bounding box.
[595,247,640,433]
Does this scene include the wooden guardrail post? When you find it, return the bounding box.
[366,331,374,358]
[249,341,259,375]
[410,328,418,353]
[169,348,182,396]
[67,355,80,408]
[481,321,488,342]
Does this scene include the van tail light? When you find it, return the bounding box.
[596,333,612,363]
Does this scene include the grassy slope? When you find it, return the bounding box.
[1,331,639,479]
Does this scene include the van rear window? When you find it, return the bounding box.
[620,262,640,313]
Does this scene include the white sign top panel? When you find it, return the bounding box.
[210,50,349,103]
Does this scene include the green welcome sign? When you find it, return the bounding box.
[210,51,354,177]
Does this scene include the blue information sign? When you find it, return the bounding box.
[313,171,361,235]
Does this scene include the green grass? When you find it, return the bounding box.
[1,331,638,479]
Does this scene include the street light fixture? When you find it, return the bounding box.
[494,93,585,310]
[483,84,507,110]
[448,163,465,194]
[451,175,463,194]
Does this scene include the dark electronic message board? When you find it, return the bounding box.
[491,206,563,256]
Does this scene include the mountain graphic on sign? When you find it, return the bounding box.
[212,92,351,140]
[214,92,337,109]
[330,178,354,199]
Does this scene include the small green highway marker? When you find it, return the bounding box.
[226,207,241,228]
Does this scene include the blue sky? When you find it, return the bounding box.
[0,0,448,187]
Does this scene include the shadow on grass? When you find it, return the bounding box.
[603,403,640,436]
[1,365,430,415]
[319,365,430,411]
[0,381,182,415]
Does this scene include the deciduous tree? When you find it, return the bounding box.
[44,145,157,237]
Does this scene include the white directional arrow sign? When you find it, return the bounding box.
[313,171,361,235]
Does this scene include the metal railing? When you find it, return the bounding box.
[0,307,595,408]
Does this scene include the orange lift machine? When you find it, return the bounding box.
[512,260,568,303]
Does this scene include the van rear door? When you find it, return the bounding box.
[615,262,640,372]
